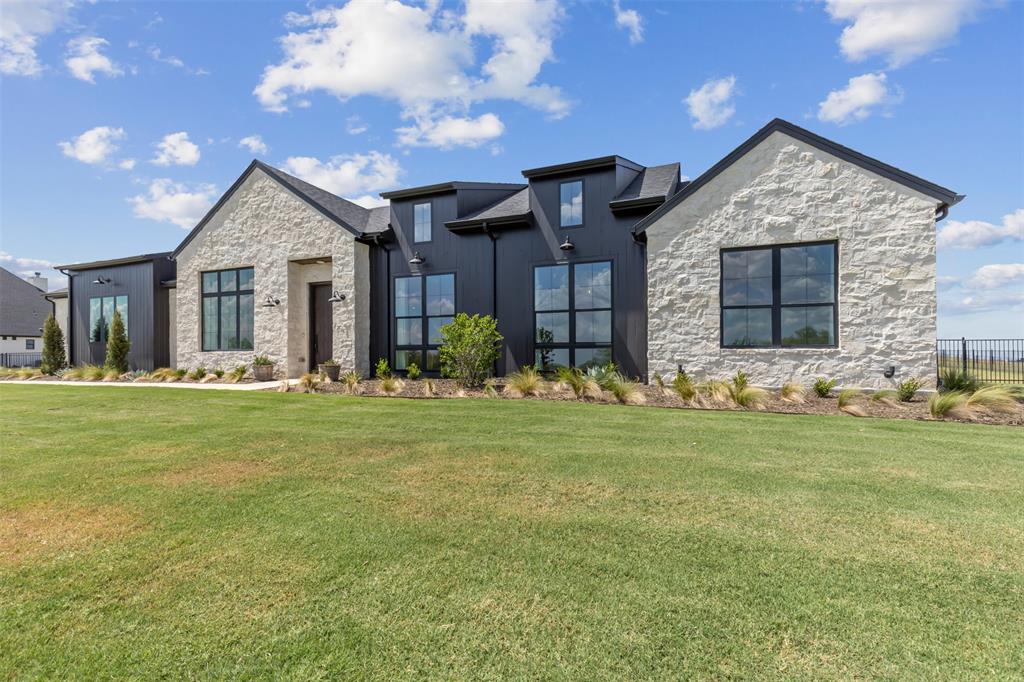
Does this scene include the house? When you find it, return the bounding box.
[53,119,961,387]
[0,266,52,364]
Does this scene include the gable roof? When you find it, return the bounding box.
[0,265,50,337]
[172,160,385,258]
[632,118,964,235]
[610,163,681,210]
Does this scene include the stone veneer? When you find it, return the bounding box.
[645,131,940,389]
[175,169,370,377]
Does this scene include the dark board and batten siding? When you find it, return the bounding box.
[368,165,650,379]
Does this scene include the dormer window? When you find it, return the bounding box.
[559,180,583,227]
[414,202,432,242]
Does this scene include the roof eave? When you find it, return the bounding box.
[444,213,533,233]
[609,195,666,212]
[53,252,172,271]
[521,155,643,179]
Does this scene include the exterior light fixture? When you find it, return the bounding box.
[559,236,575,252]
[261,295,281,308]
[92,276,112,285]
[327,290,346,303]
[883,365,896,378]
[409,252,425,265]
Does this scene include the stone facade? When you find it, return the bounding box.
[174,169,371,377]
[645,130,940,389]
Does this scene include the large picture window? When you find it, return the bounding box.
[559,180,583,227]
[534,260,612,371]
[201,267,255,351]
[88,295,128,342]
[394,273,454,372]
[413,202,432,242]
[720,241,837,348]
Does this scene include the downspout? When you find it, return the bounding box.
[374,234,391,371]
[935,203,949,222]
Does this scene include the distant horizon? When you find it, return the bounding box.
[1,0,1021,338]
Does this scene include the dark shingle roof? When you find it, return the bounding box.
[363,206,391,234]
[0,266,50,336]
[445,188,531,230]
[610,163,680,208]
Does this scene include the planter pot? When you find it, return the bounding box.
[319,364,341,381]
[252,364,275,382]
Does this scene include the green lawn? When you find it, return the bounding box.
[1,385,1022,679]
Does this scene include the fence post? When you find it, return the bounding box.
[961,337,968,375]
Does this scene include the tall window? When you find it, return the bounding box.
[395,273,454,371]
[202,267,255,351]
[88,295,128,342]
[559,180,583,227]
[720,241,837,348]
[414,202,432,242]
[534,261,612,371]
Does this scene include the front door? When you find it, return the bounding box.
[309,283,333,370]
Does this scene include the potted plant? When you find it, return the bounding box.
[318,358,341,381]
[252,354,275,382]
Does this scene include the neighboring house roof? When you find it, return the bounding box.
[521,155,644,178]
[633,118,964,235]
[44,288,68,299]
[172,160,387,258]
[53,252,171,271]
[445,188,532,231]
[379,181,526,201]
[0,265,50,336]
[609,163,681,210]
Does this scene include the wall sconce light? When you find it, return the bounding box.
[92,276,112,285]
[327,290,346,303]
[883,365,896,378]
[559,236,575,252]
[409,252,425,265]
[261,295,281,308]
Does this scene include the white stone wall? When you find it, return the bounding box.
[174,169,371,377]
[645,131,940,389]
[53,297,69,356]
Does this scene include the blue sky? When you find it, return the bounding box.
[1,0,1021,337]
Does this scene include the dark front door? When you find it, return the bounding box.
[309,283,333,370]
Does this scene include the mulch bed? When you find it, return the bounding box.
[309,378,1024,427]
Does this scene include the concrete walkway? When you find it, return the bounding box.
[0,378,297,391]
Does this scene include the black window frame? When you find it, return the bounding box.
[393,271,455,373]
[201,267,255,352]
[88,294,128,343]
[413,201,432,243]
[533,259,613,371]
[25,339,35,350]
[719,240,839,349]
[558,178,585,229]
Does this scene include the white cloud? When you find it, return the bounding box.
[0,0,73,76]
[254,0,568,148]
[349,195,390,209]
[346,115,368,135]
[0,250,53,270]
[58,125,125,165]
[941,289,1024,316]
[129,179,217,229]
[817,72,900,125]
[64,35,123,83]
[239,135,268,155]
[685,76,737,130]
[937,209,1024,250]
[613,0,644,44]
[936,275,960,291]
[395,111,504,149]
[966,263,1024,290]
[146,45,209,75]
[151,131,201,166]
[118,158,136,170]
[281,152,402,198]
[825,0,982,68]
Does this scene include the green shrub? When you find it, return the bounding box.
[838,389,866,416]
[732,371,750,392]
[438,313,502,388]
[40,313,66,374]
[405,363,421,380]
[252,354,273,367]
[939,367,979,393]
[653,373,665,390]
[103,309,130,373]
[585,362,618,391]
[320,358,339,367]
[812,377,837,398]
[189,367,207,381]
[506,365,543,397]
[213,368,225,378]
[929,391,968,419]
[341,370,361,394]
[606,372,645,404]
[174,368,187,379]
[379,375,402,395]
[780,381,805,403]
[672,370,696,401]
[226,365,247,383]
[896,377,924,402]
[375,358,391,379]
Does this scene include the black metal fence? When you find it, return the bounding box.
[936,338,1024,384]
[0,352,42,368]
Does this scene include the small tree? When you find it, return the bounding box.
[438,313,502,388]
[104,308,130,373]
[40,313,66,374]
